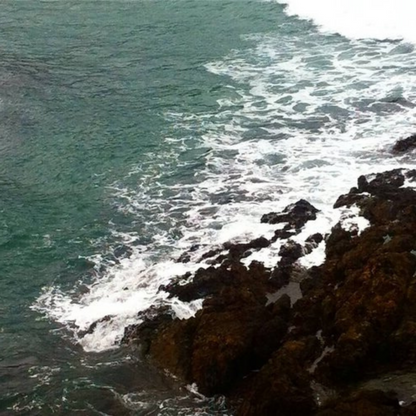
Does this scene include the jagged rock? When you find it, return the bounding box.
[306,233,324,245]
[299,266,323,296]
[253,294,291,362]
[176,252,191,263]
[78,315,113,338]
[176,244,201,263]
[261,199,319,231]
[223,236,270,261]
[237,338,319,416]
[270,240,306,288]
[199,248,222,262]
[160,266,234,302]
[124,169,416,415]
[121,306,174,354]
[271,228,297,242]
[128,262,285,395]
[161,258,272,302]
[392,133,416,153]
[278,240,304,260]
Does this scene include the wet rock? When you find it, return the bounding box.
[148,317,198,381]
[304,233,324,255]
[176,244,202,263]
[405,169,416,181]
[113,244,133,259]
[78,315,113,338]
[121,306,174,354]
[271,228,297,242]
[237,339,319,416]
[162,260,271,304]
[317,390,402,416]
[270,240,306,288]
[223,237,270,261]
[278,240,303,261]
[333,192,369,209]
[125,169,416,415]
[363,169,405,194]
[130,262,281,395]
[261,199,319,230]
[199,248,222,262]
[392,133,416,153]
[176,252,191,263]
[306,233,324,245]
[335,169,408,210]
[252,316,287,363]
[160,266,234,302]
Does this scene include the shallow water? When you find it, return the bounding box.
[2,0,416,413]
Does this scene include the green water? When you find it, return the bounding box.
[0,0,281,413]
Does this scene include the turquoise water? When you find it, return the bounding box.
[0,0,281,413]
[2,0,416,413]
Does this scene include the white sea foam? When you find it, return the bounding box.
[35,3,416,351]
[339,204,370,235]
[276,0,416,42]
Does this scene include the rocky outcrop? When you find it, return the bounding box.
[392,133,416,153]
[123,169,416,415]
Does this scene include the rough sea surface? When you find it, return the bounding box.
[1,0,416,413]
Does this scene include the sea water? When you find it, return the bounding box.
[1,0,416,413]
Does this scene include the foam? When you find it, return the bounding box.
[276,0,416,42]
[339,204,370,235]
[34,4,416,352]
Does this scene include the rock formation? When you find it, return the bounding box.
[120,142,416,414]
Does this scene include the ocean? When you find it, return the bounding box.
[1,0,416,413]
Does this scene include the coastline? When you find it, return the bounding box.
[121,136,416,415]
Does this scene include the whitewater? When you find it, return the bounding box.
[35,0,416,353]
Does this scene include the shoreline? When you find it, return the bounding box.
[121,135,416,415]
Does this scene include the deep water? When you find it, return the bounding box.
[2,0,416,414]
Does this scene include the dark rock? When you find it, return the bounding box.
[124,169,416,415]
[78,315,113,338]
[333,192,369,209]
[253,315,287,363]
[222,237,270,262]
[356,169,405,196]
[367,169,405,192]
[304,233,324,255]
[199,248,222,262]
[298,266,323,295]
[392,133,416,153]
[121,306,174,354]
[160,266,229,302]
[278,240,304,262]
[270,240,306,288]
[405,169,416,181]
[306,233,324,245]
[237,338,319,416]
[336,169,407,210]
[176,244,203,263]
[113,244,133,259]
[317,389,401,416]
[261,199,319,231]
[177,252,191,263]
[270,228,297,242]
